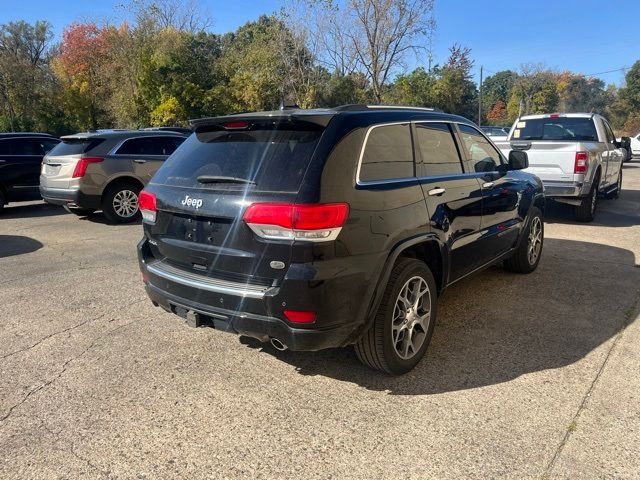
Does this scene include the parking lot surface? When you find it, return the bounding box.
[1,163,639,479]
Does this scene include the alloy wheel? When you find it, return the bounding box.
[527,216,543,265]
[112,189,139,218]
[392,276,431,360]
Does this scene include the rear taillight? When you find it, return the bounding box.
[284,310,317,324]
[574,152,589,174]
[139,190,157,223]
[72,157,103,178]
[243,203,349,242]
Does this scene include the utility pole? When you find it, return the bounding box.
[478,65,483,126]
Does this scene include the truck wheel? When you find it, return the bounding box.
[102,182,141,224]
[504,207,544,274]
[606,169,622,199]
[574,178,599,222]
[355,258,437,375]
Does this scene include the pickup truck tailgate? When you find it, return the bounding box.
[498,141,588,182]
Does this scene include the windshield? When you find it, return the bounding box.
[513,118,598,141]
[151,125,323,192]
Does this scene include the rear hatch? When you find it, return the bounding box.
[41,137,104,188]
[506,116,599,182]
[143,116,329,286]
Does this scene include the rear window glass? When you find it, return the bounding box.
[151,126,322,192]
[415,123,463,176]
[49,138,104,156]
[514,118,598,141]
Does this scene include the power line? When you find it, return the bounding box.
[582,66,630,77]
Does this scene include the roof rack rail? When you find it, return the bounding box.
[335,104,438,112]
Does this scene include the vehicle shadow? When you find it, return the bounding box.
[544,192,640,227]
[0,235,44,258]
[242,238,639,395]
[78,211,142,226]
[0,202,67,219]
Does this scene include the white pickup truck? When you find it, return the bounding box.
[494,113,625,222]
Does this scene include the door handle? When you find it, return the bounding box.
[483,181,494,188]
[133,159,147,164]
[428,187,446,196]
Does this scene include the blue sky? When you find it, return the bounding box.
[1,0,638,85]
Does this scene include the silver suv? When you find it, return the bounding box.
[40,130,187,223]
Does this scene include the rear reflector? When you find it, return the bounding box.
[72,157,103,178]
[243,203,349,242]
[284,310,317,324]
[139,190,157,223]
[574,152,589,174]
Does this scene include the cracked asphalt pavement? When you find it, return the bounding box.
[1,162,639,479]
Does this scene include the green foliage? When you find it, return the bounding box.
[1,13,639,136]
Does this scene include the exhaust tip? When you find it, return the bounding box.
[270,338,287,351]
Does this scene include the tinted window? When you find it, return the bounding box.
[152,126,322,192]
[415,123,463,176]
[116,136,183,156]
[360,124,413,182]
[40,139,60,153]
[513,117,598,141]
[458,124,502,172]
[49,138,104,156]
[0,140,9,155]
[1,138,44,155]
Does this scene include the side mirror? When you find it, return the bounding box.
[508,150,529,170]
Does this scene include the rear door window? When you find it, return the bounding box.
[115,136,183,156]
[415,123,463,176]
[359,123,414,182]
[152,125,322,192]
[457,124,503,173]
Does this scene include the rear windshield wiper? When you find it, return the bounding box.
[196,175,256,185]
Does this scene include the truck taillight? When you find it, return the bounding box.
[574,152,589,174]
[243,203,349,242]
[72,157,103,178]
[139,190,157,223]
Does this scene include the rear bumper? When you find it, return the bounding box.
[137,238,378,351]
[541,180,589,198]
[144,283,355,351]
[40,186,101,209]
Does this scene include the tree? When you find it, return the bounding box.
[432,45,477,119]
[0,20,55,131]
[347,0,435,102]
[53,23,113,129]
[486,100,507,123]
[126,0,213,33]
[386,67,435,107]
[481,70,517,123]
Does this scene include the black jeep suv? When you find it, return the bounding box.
[137,106,544,374]
[0,132,60,211]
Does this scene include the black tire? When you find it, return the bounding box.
[606,169,622,199]
[574,174,599,222]
[101,182,142,224]
[504,207,544,274]
[63,205,95,216]
[355,258,437,375]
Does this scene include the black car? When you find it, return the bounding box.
[137,105,545,374]
[0,132,60,211]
